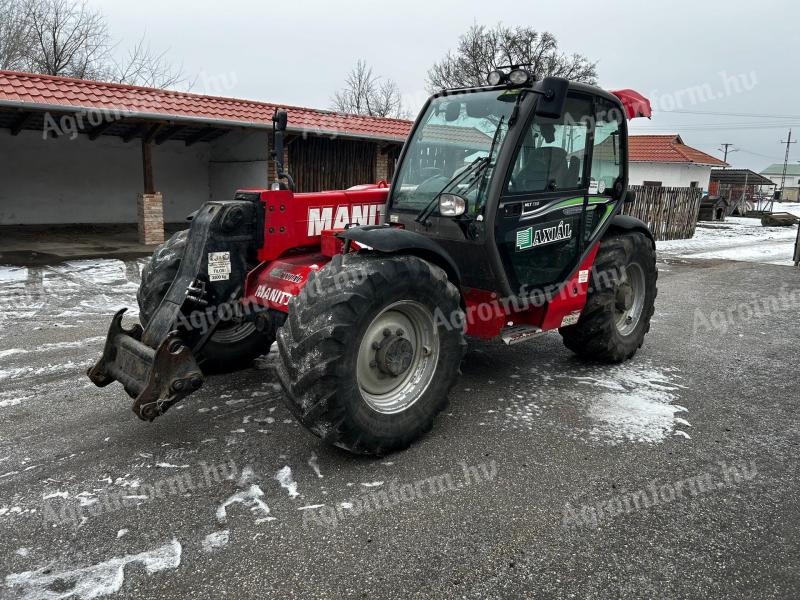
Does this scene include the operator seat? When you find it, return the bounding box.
[516,146,569,192]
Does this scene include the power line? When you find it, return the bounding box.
[655,109,800,119]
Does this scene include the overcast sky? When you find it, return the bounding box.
[91,0,798,172]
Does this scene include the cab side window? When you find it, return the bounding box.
[591,100,624,194]
[506,94,593,195]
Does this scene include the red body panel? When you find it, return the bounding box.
[243,183,389,264]
[242,182,389,312]
[245,253,328,312]
[461,244,600,339]
[242,182,601,340]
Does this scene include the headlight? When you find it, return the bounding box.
[439,193,466,217]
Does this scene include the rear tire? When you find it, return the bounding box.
[137,229,274,374]
[277,254,466,455]
[560,231,657,363]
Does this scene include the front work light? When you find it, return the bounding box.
[487,70,505,86]
[508,69,531,85]
[439,194,466,217]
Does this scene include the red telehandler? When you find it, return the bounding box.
[89,69,655,455]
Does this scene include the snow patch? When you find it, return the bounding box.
[5,539,182,600]
[275,466,299,498]
[217,486,273,525]
[569,364,689,445]
[202,530,229,552]
[659,217,799,266]
[308,453,323,478]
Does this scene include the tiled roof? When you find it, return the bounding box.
[419,124,493,147]
[0,70,412,141]
[629,135,727,166]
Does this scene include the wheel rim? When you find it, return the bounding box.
[614,263,646,337]
[210,322,257,344]
[356,301,440,415]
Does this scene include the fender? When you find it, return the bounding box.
[339,225,461,287]
[608,215,655,247]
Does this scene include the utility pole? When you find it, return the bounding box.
[778,129,796,200]
[718,143,736,167]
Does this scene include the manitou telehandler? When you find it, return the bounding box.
[89,69,656,455]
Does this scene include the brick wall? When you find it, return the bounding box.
[375,145,389,182]
[137,192,165,245]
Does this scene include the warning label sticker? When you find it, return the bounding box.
[208,252,231,281]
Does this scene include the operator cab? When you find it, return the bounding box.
[386,69,632,298]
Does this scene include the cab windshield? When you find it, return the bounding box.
[390,90,517,215]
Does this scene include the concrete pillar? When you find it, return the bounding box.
[375,144,389,183]
[137,192,165,245]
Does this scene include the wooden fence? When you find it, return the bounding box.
[622,185,703,241]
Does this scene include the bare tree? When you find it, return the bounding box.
[111,36,189,89]
[427,24,598,92]
[2,0,189,89]
[332,60,406,118]
[0,0,30,70]
[23,0,112,79]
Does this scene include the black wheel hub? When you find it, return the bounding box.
[376,332,414,377]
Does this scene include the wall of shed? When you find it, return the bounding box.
[0,130,211,224]
[209,130,269,202]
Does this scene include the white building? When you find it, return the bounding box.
[759,163,799,201]
[628,135,727,191]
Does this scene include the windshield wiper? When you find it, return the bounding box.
[415,115,507,225]
[414,156,489,224]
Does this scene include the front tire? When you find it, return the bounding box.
[277,254,466,455]
[560,231,657,363]
[137,229,274,374]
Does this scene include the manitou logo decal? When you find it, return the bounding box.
[307,204,385,236]
[516,219,573,251]
[255,285,293,306]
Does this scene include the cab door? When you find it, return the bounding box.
[494,93,595,294]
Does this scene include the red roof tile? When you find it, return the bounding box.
[0,70,413,141]
[629,134,727,166]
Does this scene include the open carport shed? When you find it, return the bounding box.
[0,70,409,245]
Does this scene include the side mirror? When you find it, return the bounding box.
[534,76,569,119]
[439,193,466,217]
[624,190,636,204]
[273,110,288,132]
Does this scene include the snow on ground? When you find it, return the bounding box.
[491,358,689,446]
[5,539,182,599]
[659,207,799,267]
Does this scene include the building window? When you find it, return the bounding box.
[643,181,662,187]
[690,181,699,188]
